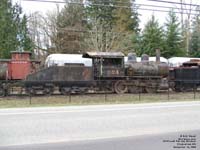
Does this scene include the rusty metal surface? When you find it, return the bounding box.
[9,61,32,80]
[8,52,32,80]
[0,62,8,80]
[27,66,93,81]
[182,59,200,67]
[83,52,124,58]
[126,61,169,77]
[11,52,31,61]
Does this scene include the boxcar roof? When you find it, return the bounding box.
[83,52,124,58]
[11,51,32,54]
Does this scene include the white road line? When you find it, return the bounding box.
[0,103,200,116]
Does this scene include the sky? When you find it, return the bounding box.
[13,0,200,29]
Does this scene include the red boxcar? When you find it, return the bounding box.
[0,51,40,80]
[8,51,32,80]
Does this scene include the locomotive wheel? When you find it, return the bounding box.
[174,85,184,92]
[145,87,157,93]
[60,87,71,95]
[114,81,128,94]
[26,87,36,95]
[0,88,5,97]
[174,87,182,92]
[128,86,142,94]
[43,87,54,95]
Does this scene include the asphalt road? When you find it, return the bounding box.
[0,101,200,149]
[1,130,199,150]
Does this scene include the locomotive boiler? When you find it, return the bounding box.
[125,53,168,77]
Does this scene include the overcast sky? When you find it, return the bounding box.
[13,0,200,28]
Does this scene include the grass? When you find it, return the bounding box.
[0,91,199,108]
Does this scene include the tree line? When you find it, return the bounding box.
[0,0,33,58]
[1,0,200,59]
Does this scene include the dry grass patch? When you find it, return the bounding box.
[0,92,199,108]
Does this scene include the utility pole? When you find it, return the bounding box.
[180,0,184,33]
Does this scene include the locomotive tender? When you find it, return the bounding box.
[169,60,200,92]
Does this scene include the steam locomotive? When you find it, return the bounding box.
[1,50,199,96]
[24,50,169,95]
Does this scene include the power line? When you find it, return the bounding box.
[22,0,200,16]
[57,28,129,35]
[138,8,197,16]
[23,0,66,4]
[136,3,197,13]
[146,0,200,7]
[22,0,132,8]
[22,0,199,10]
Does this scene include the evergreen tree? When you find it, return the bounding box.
[85,0,140,52]
[86,0,115,31]
[112,0,140,54]
[164,10,184,58]
[113,0,139,33]
[0,0,17,58]
[86,0,116,51]
[56,0,86,53]
[0,0,33,58]
[139,15,164,56]
[18,15,34,51]
[190,13,200,57]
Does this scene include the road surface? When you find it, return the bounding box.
[1,130,199,150]
[0,101,200,149]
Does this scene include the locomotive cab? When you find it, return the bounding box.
[83,52,125,79]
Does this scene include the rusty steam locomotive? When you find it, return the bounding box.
[23,50,169,95]
[3,49,198,96]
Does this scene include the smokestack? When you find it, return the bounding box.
[156,49,160,63]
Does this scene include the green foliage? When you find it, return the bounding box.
[116,33,141,55]
[57,0,84,28]
[56,0,86,53]
[190,14,200,57]
[0,0,33,58]
[164,10,184,58]
[139,15,165,56]
[85,0,140,52]
[112,0,140,53]
[113,0,140,33]
[85,0,116,51]
[0,0,16,58]
[18,15,34,52]
[86,0,116,30]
